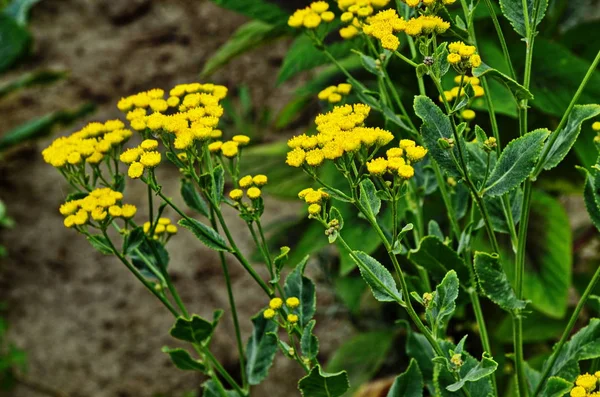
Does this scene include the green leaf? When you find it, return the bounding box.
[466,139,497,187]
[494,310,566,343]
[387,358,424,397]
[485,188,522,234]
[0,14,30,73]
[277,34,353,84]
[545,377,573,397]
[472,62,533,100]
[432,42,450,79]
[86,234,113,255]
[161,347,205,372]
[180,179,209,217]
[213,165,225,203]
[178,218,229,252]
[298,364,349,397]
[413,95,463,178]
[170,315,214,345]
[446,353,498,392]
[499,0,548,37]
[329,207,344,231]
[474,251,526,311]
[0,69,67,98]
[246,311,278,385]
[484,129,549,196]
[352,251,402,303]
[202,380,237,397]
[284,256,316,328]
[301,320,319,361]
[209,0,289,25]
[123,227,145,256]
[541,104,600,171]
[356,50,383,77]
[408,236,470,286]
[201,20,285,77]
[426,271,459,332]
[583,170,600,232]
[3,0,41,25]
[358,179,381,219]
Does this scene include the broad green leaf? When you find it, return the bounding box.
[301,320,319,361]
[545,377,573,397]
[246,311,278,385]
[426,271,459,333]
[446,353,498,392]
[499,0,548,37]
[327,331,395,393]
[485,188,522,234]
[298,364,349,397]
[351,251,402,303]
[356,51,383,77]
[466,140,497,187]
[358,179,381,219]
[484,129,549,196]
[170,315,214,345]
[474,251,526,311]
[3,0,41,25]
[178,218,229,252]
[413,95,463,178]
[180,179,209,217]
[161,347,205,372]
[202,380,237,397]
[130,239,169,278]
[494,311,566,343]
[0,69,66,98]
[209,0,289,25]
[86,234,113,255]
[432,42,450,79]
[277,34,354,84]
[408,236,470,286]
[583,170,600,232]
[472,62,533,100]
[541,104,600,171]
[387,358,423,397]
[123,227,145,256]
[0,14,30,73]
[284,256,316,328]
[334,276,366,315]
[201,20,285,77]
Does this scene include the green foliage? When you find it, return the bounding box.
[180,179,209,217]
[178,218,230,252]
[86,234,114,255]
[351,251,402,303]
[0,14,30,73]
[358,179,381,219]
[298,364,349,397]
[499,0,548,37]
[283,256,316,328]
[3,0,41,25]
[445,354,498,393]
[246,311,278,385]
[472,62,533,100]
[123,227,145,256]
[301,320,319,361]
[408,236,470,285]
[202,380,238,397]
[209,0,289,26]
[474,252,526,312]
[161,347,205,372]
[387,359,424,397]
[425,270,459,334]
[583,164,600,232]
[170,314,217,345]
[0,69,66,98]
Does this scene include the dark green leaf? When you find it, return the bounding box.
[0,69,67,98]
[356,51,383,77]
[161,347,205,372]
[386,358,423,397]
[209,0,289,25]
[426,271,459,333]
[484,129,549,196]
[474,252,526,311]
[123,227,145,256]
[301,320,319,361]
[86,234,113,255]
[352,251,402,303]
[0,14,30,73]
[432,42,450,79]
[298,364,349,397]
[408,236,470,286]
[178,218,229,251]
[284,256,316,328]
[485,188,522,234]
[246,311,278,385]
[446,353,498,392]
[545,377,573,397]
[358,179,381,219]
[583,170,600,232]
[329,206,344,231]
[273,246,291,275]
[472,62,533,100]
[202,380,237,397]
[213,165,225,203]
[499,0,548,37]
[427,220,444,241]
[180,179,209,217]
[170,315,214,345]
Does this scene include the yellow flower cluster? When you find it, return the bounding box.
[210,135,251,159]
[143,217,178,240]
[318,83,352,103]
[229,174,268,202]
[42,120,132,168]
[263,296,301,322]
[570,372,600,396]
[120,139,162,179]
[447,41,482,70]
[288,1,335,29]
[593,121,600,131]
[403,0,456,6]
[440,75,485,103]
[298,188,330,216]
[60,188,137,228]
[366,139,427,179]
[286,104,394,168]
[337,0,391,38]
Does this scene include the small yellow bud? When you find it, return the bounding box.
[229,189,243,201]
[308,204,321,216]
[287,314,299,324]
[263,309,276,319]
[269,297,283,310]
[592,121,600,131]
[140,139,159,151]
[239,175,254,188]
[247,187,261,200]
[232,135,250,146]
[166,225,178,234]
[286,297,300,309]
[252,174,268,186]
[570,386,587,397]
[461,109,476,120]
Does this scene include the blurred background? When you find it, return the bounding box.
[1,0,600,396]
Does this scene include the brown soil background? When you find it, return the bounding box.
[0,1,354,396]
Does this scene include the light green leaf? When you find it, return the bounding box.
[494,311,566,343]
[356,50,383,77]
[352,251,402,303]
[472,62,534,100]
[358,179,381,219]
[0,14,30,73]
[387,358,424,397]
[408,236,470,286]
[161,347,205,372]
[426,271,459,332]
[123,227,145,256]
[86,234,113,255]
[284,256,316,328]
[484,129,549,196]
[180,179,209,217]
[298,364,349,397]
[499,0,548,37]
[474,251,526,311]
[413,95,463,178]
[178,218,229,252]
[246,311,278,385]
[209,0,289,25]
[170,315,214,345]
[545,377,573,397]
[201,20,285,77]
[301,320,319,361]
[541,104,600,171]
[446,353,498,392]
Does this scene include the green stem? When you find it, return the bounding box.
[393,50,419,68]
[469,288,497,395]
[204,348,246,396]
[482,0,517,79]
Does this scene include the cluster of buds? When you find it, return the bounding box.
[298,188,330,218]
[263,297,301,325]
[318,83,352,104]
[288,1,335,29]
[143,217,178,242]
[324,219,341,238]
[483,137,497,152]
[447,41,482,73]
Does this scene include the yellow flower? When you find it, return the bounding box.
[367,157,388,175]
[328,93,342,103]
[399,139,416,149]
[570,386,587,397]
[155,224,166,234]
[308,204,321,215]
[593,121,600,131]
[121,204,137,219]
[337,83,352,95]
[473,85,485,97]
[253,174,268,186]
[107,206,121,217]
[305,149,325,167]
[239,176,254,188]
[140,151,161,167]
[229,189,243,201]
[298,188,313,199]
[158,217,171,225]
[128,162,145,179]
[304,190,323,204]
[86,151,104,164]
[303,13,322,28]
[470,54,482,68]
[310,1,329,13]
[448,53,462,64]
[67,152,82,165]
[387,157,406,170]
[269,297,283,310]
[398,164,415,179]
[140,139,159,151]
[60,201,79,216]
[461,109,476,120]
[208,141,222,153]
[321,11,335,22]
[386,147,404,158]
[91,207,108,221]
[405,0,420,6]
[381,34,400,50]
[340,25,359,39]
[247,187,262,200]
[64,215,76,228]
[286,148,306,167]
[405,146,428,162]
[166,225,177,234]
[73,209,88,226]
[221,141,239,158]
[286,297,300,308]
[576,373,598,391]
[287,314,299,323]
[263,308,276,319]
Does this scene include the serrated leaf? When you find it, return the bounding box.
[246,311,278,385]
[161,347,205,372]
[358,179,381,219]
[170,315,214,345]
[545,376,574,397]
[413,95,463,178]
[541,104,600,171]
[284,256,316,328]
[408,236,470,286]
[485,188,523,234]
[484,129,549,196]
[387,358,424,397]
[352,251,402,303]
[466,140,497,187]
[123,227,145,255]
[583,170,600,232]
[298,364,349,397]
[86,234,113,255]
[499,0,548,37]
[446,353,498,392]
[209,0,289,25]
[178,218,229,252]
[474,252,526,311]
[301,320,319,361]
[180,179,209,217]
[426,271,459,333]
[473,62,533,101]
